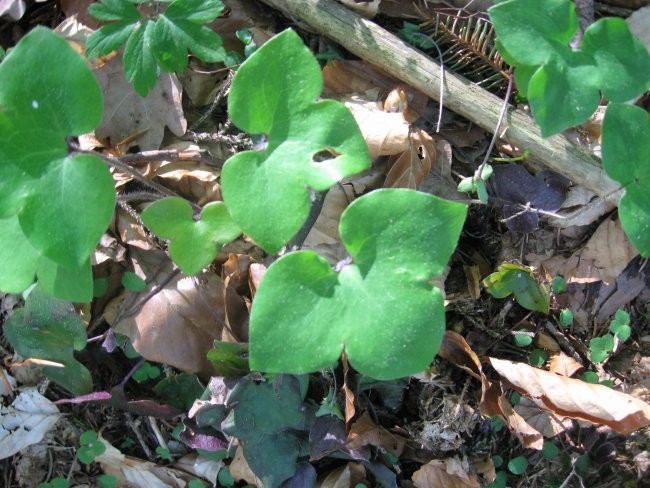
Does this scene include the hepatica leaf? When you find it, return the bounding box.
[0,27,114,300]
[602,103,650,256]
[249,189,467,380]
[483,263,549,313]
[3,288,92,395]
[141,197,241,275]
[222,29,371,253]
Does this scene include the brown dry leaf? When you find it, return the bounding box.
[346,411,407,456]
[344,96,411,159]
[341,352,356,424]
[534,331,561,353]
[107,250,248,376]
[514,396,573,437]
[384,129,437,189]
[222,253,252,294]
[96,436,193,487]
[438,331,482,380]
[539,215,638,284]
[472,458,496,484]
[412,457,480,488]
[248,262,266,298]
[548,352,583,377]
[490,358,650,433]
[317,462,366,488]
[229,445,263,487]
[94,56,186,151]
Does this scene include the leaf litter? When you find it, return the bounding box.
[1,1,649,487]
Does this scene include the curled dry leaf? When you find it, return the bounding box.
[490,358,650,434]
[346,411,407,456]
[384,129,437,189]
[317,462,366,488]
[548,352,584,377]
[412,457,480,488]
[514,396,572,438]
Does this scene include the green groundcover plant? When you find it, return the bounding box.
[489,0,650,256]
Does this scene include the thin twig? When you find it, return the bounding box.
[190,70,234,131]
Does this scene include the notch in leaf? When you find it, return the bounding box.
[249,189,467,380]
[141,197,241,275]
[221,29,371,253]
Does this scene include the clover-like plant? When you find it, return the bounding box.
[221,29,372,253]
[489,0,650,255]
[140,197,241,275]
[0,27,115,302]
[86,0,226,96]
[249,189,467,380]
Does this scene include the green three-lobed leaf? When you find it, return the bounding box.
[221,29,372,253]
[87,0,226,96]
[0,28,114,301]
[249,189,467,380]
[490,0,650,136]
[141,197,242,275]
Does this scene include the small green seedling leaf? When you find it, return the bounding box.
[510,391,521,405]
[514,330,533,348]
[121,271,146,292]
[508,455,528,475]
[218,469,235,487]
[581,371,599,384]
[602,103,650,256]
[491,417,504,433]
[141,197,241,275]
[38,478,68,488]
[528,349,547,366]
[316,388,344,420]
[542,440,560,459]
[133,362,161,383]
[78,430,106,464]
[483,263,549,313]
[559,308,573,328]
[188,480,206,488]
[153,373,204,410]
[609,309,631,341]
[156,446,171,460]
[457,164,493,203]
[3,288,92,394]
[249,189,467,380]
[222,29,371,253]
[0,27,114,301]
[489,471,507,488]
[551,275,566,294]
[98,474,118,488]
[589,334,615,363]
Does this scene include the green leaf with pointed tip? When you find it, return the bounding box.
[141,197,241,275]
[86,21,139,58]
[154,0,225,73]
[3,288,92,394]
[249,189,467,380]
[581,17,650,102]
[123,20,159,96]
[489,0,578,66]
[88,0,141,21]
[483,263,549,313]
[0,28,113,300]
[222,29,371,253]
[602,103,650,256]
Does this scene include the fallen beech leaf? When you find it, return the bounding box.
[490,358,650,433]
[515,397,572,438]
[346,411,406,456]
[94,55,186,151]
[384,130,437,189]
[412,457,480,488]
[548,352,583,377]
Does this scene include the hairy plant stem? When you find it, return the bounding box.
[286,189,329,251]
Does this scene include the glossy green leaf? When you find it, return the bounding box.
[0,28,113,300]
[489,0,578,65]
[3,288,92,394]
[542,441,559,459]
[141,197,241,275]
[602,103,650,256]
[581,17,650,102]
[249,189,467,380]
[222,29,371,253]
[123,20,159,97]
[483,263,549,313]
[527,48,599,136]
[514,331,533,348]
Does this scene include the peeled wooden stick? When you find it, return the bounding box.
[259,0,622,202]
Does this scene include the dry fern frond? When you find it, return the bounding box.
[420,11,511,94]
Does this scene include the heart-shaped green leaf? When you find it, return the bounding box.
[249,189,467,380]
[602,103,650,256]
[141,197,241,275]
[581,17,650,103]
[0,27,114,300]
[221,29,371,253]
[3,288,92,395]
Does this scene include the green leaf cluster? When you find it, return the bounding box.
[86,0,227,96]
[457,164,493,203]
[589,309,631,362]
[0,28,114,301]
[489,0,650,256]
[78,430,107,464]
[483,263,549,313]
[4,288,93,395]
